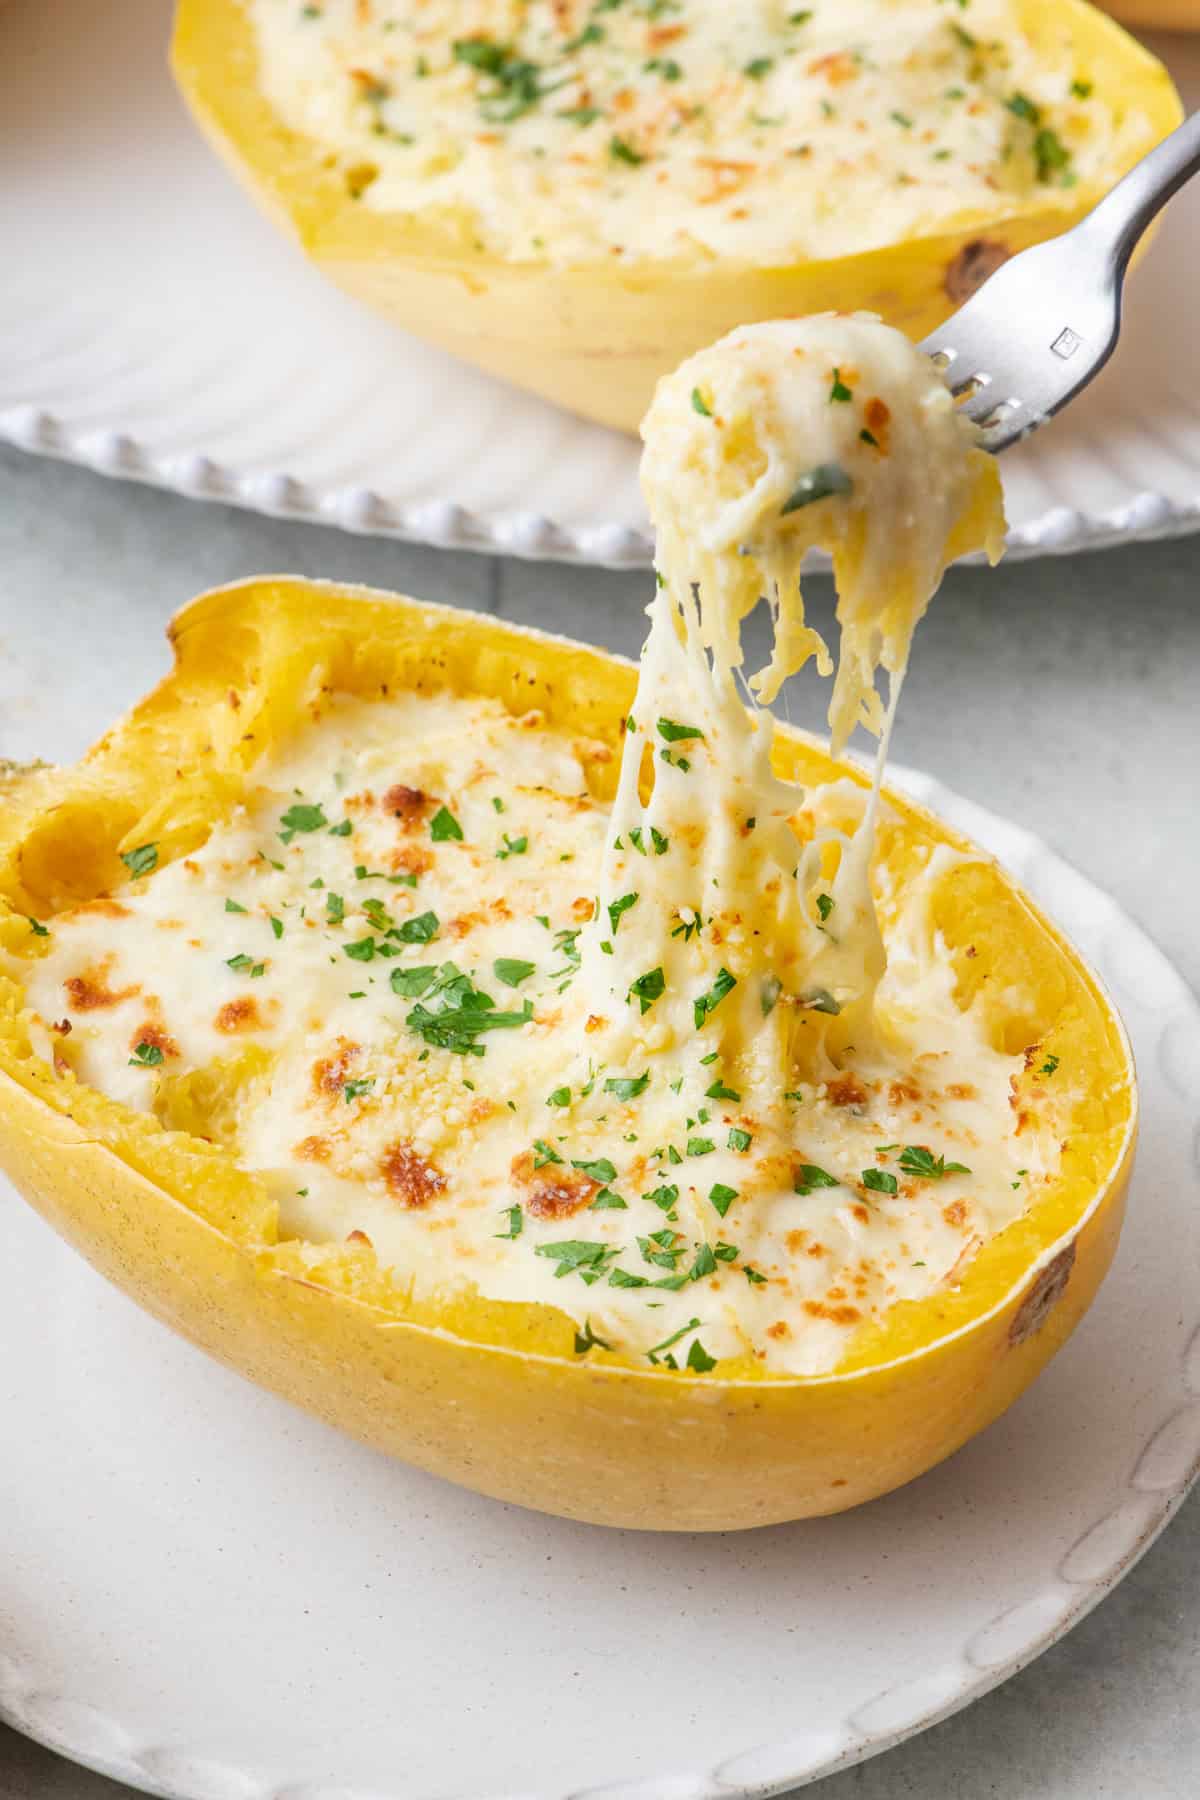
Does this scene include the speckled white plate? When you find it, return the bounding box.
[2,2,1200,567]
[2,767,1198,1800]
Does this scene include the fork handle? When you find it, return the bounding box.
[1082,110,1200,276]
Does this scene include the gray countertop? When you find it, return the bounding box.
[1,443,1198,1800]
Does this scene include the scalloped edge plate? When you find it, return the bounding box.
[2,3,1200,569]
[2,766,1198,1800]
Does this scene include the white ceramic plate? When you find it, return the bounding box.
[2,3,1200,568]
[3,768,1198,1800]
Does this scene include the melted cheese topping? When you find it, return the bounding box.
[20,317,1061,1378]
[248,0,1122,264]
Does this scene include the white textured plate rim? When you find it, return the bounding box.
[2,767,1198,1800]
[3,405,1200,571]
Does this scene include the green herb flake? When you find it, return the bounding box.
[573,1317,612,1354]
[727,1126,752,1153]
[690,387,712,417]
[494,956,535,988]
[496,1205,523,1240]
[657,717,705,743]
[608,891,638,934]
[128,1042,164,1068]
[604,1072,650,1100]
[898,1145,972,1179]
[395,910,440,944]
[429,805,464,843]
[709,1182,738,1219]
[795,1163,839,1195]
[862,1168,899,1195]
[278,803,326,843]
[693,966,737,1028]
[120,842,159,877]
[781,463,853,514]
[829,368,853,403]
[628,966,666,1014]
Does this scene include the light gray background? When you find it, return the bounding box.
[1,443,1197,1798]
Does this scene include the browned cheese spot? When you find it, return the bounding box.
[64,958,139,1012]
[381,1141,447,1209]
[215,997,262,1034]
[511,1149,599,1220]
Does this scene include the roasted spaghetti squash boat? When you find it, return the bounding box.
[170,0,1182,430]
[0,319,1134,1530]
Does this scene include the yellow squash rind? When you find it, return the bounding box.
[0,579,1136,1529]
[169,1,1183,430]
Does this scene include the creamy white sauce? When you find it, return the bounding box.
[19,317,1063,1377]
[247,0,1128,265]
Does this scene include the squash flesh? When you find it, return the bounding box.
[0,579,1135,1528]
[169,0,1183,430]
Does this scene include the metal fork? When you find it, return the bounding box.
[920,111,1200,451]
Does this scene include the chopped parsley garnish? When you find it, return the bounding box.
[128,1042,164,1068]
[760,974,782,1017]
[395,910,440,944]
[278,803,326,843]
[1040,1054,1060,1075]
[604,1072,650,1100]
[898,1146,971,1179]
[687,1136,715,1157]
[610,134,645,165]
[390,965,438,997]
[648,1317,702,1364]
[686,1338,717,1374]
[705,1079,740,1102]
[657,717,705,743]
[26,917,48,937]
[497,834,527,859]
[495,1205,523,1240]
[328,820,353,837]
[343,1077,375,1104]
[688,1243,717,1281]
[799,988,841,1014]
[1034,127,1072,183]
[816,893,835,922]
[829,368,853,403]
[744,1266,767,1285]
[589,1188,628,1211]
[727,1127,752,1153]
[225,899,247,915]
[574,1318,612,1355]
[572,1156,617,1184]
[547,1086,572,1107]
[343,937,377,962]
[628,825,669,856]
[646,1183,679,1214]
[325,893,345,924]
[532,1140,562,1167]
[404,962,532,1055]
[693,967,737,1029]
[795,1163,839,1195]
[608,891,638,934]
[429,805,463,842]
[744,56,773,79]
[628,966,665,1014]
[691,387,712,417]
[226,953,265,977]
[494,956,535,988]
[781,463,853,514]
[709,1182,738,1219]
[535,1240,618,1284]
[120,842,158,877]
[862,1168,899,1195]
[269,916,284,940]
